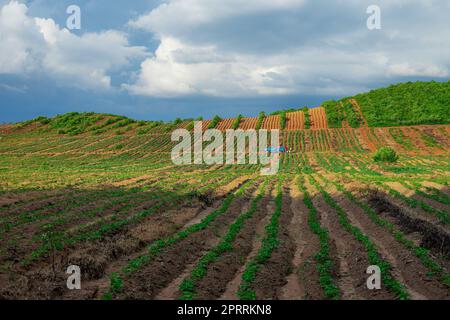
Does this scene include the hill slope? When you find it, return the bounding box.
[5,81,448,134]
[323,81,450,128]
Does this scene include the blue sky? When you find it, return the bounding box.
[1,0,449,123]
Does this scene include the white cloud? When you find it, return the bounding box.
[0,1,45,74]
[0,1,147,90]
[123,37,295,97]
[124,0,450,97]
[388,63,449,78]
[129,0,306,34]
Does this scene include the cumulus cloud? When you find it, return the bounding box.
[125,0,450,97]
[129,0,306,34]
[123,37,298,97]
[0,1,147,89]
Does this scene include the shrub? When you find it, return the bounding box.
[280,111,286,130]
[302,107,311,129]
[373,147,399,163]
[232,114,243,130]
[256,112,265,130]
[208,115,222,129]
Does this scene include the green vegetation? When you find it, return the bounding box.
[356,81,450,127]
[379,182,450,226]
[322,100,342,128]
[318,174,450,289]
[299,176,340,299]
[102,179,255,299]
[323,81,450,127]
[388,129,414,150]
[373,147,399,163]
[136,122,162,135]
[322,100,361,128]
[303,107,311,129]
[180,180,268,300]
[255,112,265,130]
[237,178,284,300]
[280,111,286,130]
[208,115,223,129]
[270,108,299,115]
[310,175,409,299]
[173,118,183,126]
[342,100,362,128]
[232,114,243,130]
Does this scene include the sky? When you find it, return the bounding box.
[0,0,449,123]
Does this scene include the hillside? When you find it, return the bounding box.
[0,81,449,301]
[5,81,449,136]
[323,81,450,128]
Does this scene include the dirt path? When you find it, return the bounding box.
[306,178,381,300]
[279,179,324,300]
[219,187,276,300]
[251,183,295,299]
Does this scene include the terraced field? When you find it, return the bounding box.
[0,114,449,300]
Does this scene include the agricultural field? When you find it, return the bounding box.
[0,83,449,301]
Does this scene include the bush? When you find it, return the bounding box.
[255,112,265,130]
[373,147,399,163]
[208,115,222,129]
[302,107,311,129]
[232,114,243,130]
[280,111,286,130]
[173,118,183,126]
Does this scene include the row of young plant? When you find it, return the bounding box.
[297,175,340,299]
[27,177,195,241]
[377,182,450,226]
[22,171,246,265]
[401,181,450,206]
[335,128,364,152]
[103,178,258,299]
[316,173,450,288]
[0,178,160,235]
[237,177,285,300]
[309,175,410,299]
[179,179,270,299]
[388,128,415,151]
[0,157,203,225]
[21,177,199,262]
[350,159,450,208]
[344,159,450,225]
